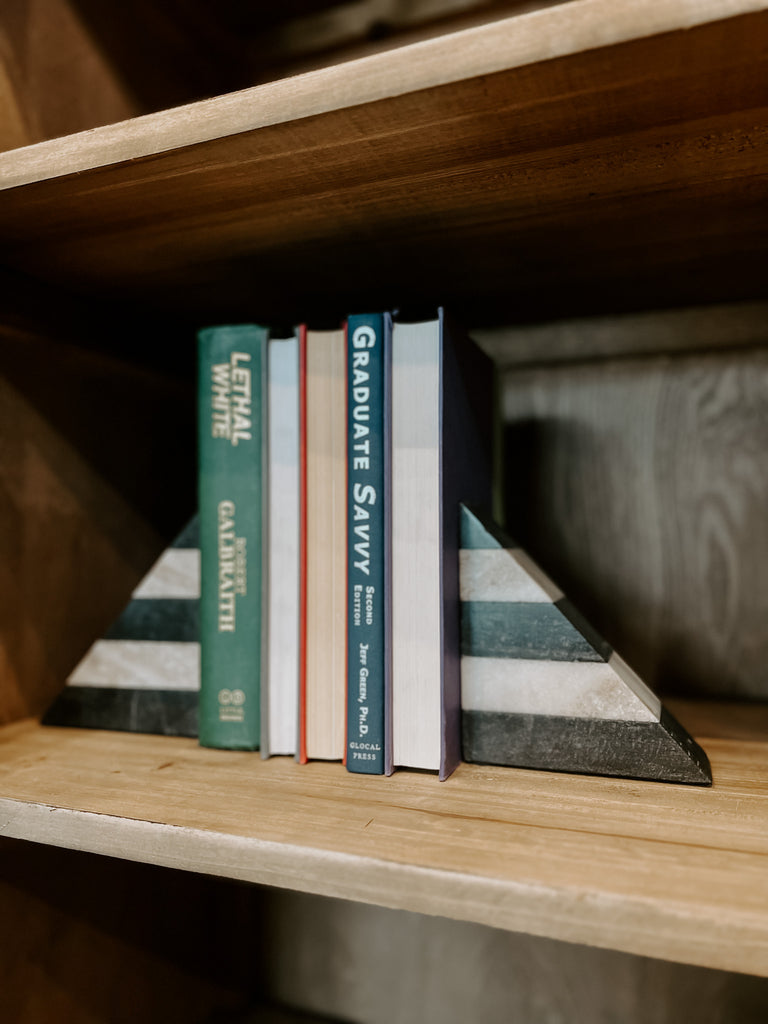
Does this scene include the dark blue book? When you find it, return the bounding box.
[345,313,392,774]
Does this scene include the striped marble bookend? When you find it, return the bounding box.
[43,517,200,737]
[459,505,712,784]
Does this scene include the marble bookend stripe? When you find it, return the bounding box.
[68,640,200,691]
[104,600,200,643]
[462,708,712,785]
[459,505,711,785]
[44,686,199,737]
[44,516,200,737]
[132,549,201,599]
[461,602,609,662]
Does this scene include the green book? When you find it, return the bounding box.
[197,324,268,749]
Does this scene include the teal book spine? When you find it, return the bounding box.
[346,313,390,774]
[197,324,267,749]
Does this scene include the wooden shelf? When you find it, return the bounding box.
[2,700,768,977]
[1,0,767,325]
[3,1,768,1007]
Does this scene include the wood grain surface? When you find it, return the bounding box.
[5,0,764,183]
[0,5,766,325]
[2,1,768,1017]
[0,300,195,725]
[474,302,768,367]
[0,838,246,1024]
[0,51,28,152]
[261,887,768,1024]
[502,349,768,700]
[0,0,141,149]
[1,703,768,976]
[6,836,768,1024]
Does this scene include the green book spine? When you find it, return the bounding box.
[197,324,267,749]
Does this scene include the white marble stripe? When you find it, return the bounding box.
[68,641,200,691]
[460,656,660,722]
[132,549,200,599]
[607,650,662,718]
[459,548,563,603]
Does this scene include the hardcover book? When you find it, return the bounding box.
[389,310,495,779]
[262,331,301,757]
[197,324,267,750]
[299,324,348,762]
[345,313,392,774]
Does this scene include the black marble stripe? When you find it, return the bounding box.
[554,597,614,662]
[172,515,199,549]
[105,599,199,642]
[460,503,514,550]
[461,601,607,661]
[461,708,711,784]
[42,686,198,737]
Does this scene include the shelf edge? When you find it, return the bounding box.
[2,794,768,976]
[0,0,765,191]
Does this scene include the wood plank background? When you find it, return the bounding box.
[1,7,766,326]
[0,283,195,725]
[0,0,140,148]
[500,345,768,701]
[0,0,543,153]
[4,835,768,1024]
[0,838,245,1024]
[261,887,768,1024]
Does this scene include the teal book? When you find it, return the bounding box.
[346,312,391,774]
[197,324,268,749]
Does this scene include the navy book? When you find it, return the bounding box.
[346,312,392,774]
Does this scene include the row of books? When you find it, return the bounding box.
[197,310,494,779]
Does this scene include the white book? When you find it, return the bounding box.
[390,311,494,779]
[391,320,442,772]
[303,325,347,761]
[263,333,300,756]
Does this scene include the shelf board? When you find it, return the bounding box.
[1,0,767,324]
[3,0,763,189]
[2,700,768,976]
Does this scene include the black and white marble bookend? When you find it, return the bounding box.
[459,505,712,785]
[43,517,200,737]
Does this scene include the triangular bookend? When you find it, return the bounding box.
[459,505,712,785]
[43,517,200,737]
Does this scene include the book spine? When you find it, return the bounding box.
[298,325,309,763]
[197,324,267,749]
[346,313,388,774]
[262,333,300,757]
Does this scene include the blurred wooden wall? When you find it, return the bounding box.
[4,838,768,1024]
[476,302,768,704]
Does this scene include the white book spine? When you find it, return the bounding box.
[391,320,442,771]
[267,336,301,755]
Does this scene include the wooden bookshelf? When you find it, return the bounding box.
[1,701,768,977]
[1,0,766,327]
[2,0,768,1015]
